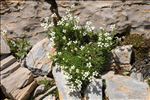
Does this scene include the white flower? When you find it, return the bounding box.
[83,32,87,36]
[64,47,67,50]
[71,4,75,9]
[71,49,74,52]
[86,62,92,68]
[48,23,54,27]
[84,71,90,78]
[1,29,7,35]
[58,52,62,55]
[104,32,110,37]
[107,36,112,40]
[50,32,55,37]
[71,65,75,70]
[65,23,69,26]
[51,13,57,18]
[73,40,78,44]
[110,24,116,30]
[62,36,66,40]
[67,41,72,46]
[91,26,95,30]
[47,52,50,59]
[74,47,78,51]
[76,69,79,73]
[63,29,67,33]
[93,71,98,76]
[80,46,85,50]
[99,27,104,30]
[88,76,94,82]
[88,57,91,60]
[86,21,92,25]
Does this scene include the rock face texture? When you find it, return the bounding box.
[102,71,150,100]
[1,1,52,45]
[0,35,10,54]
[77,1,150,39]
[52,66,81,100]
[26,38,54,76]
[1,1,149,47]
[84,79,102,100]
[0,55,37,100]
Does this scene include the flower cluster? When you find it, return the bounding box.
[41,8,116,92]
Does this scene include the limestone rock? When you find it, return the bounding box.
[0,35,10,54]
[112,45,132,64]
[84,79,102,100]
[102,71,149,100]
[52,66,81,100]
[26,38,55,76]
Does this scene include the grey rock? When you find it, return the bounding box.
[0,35,10,54]
[52,66,81,100]
[84,79,102,100]
[33,84,45,97]
[26,38,54,76]
[112,45,132,64]
[102,71,149,100]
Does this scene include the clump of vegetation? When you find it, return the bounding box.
[41,7,116,93]
[38,79,55,91]
[121,34,150,61]
[7,38,31,60]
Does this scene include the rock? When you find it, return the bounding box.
[1,55,37,100]
[43,95,55,100]
[102,71,149,100]
[84,79,102,100]
[33,84,45,97]
[0,35,10,54]
[26,38,55,76]
[1,1,52,45]
[112,45,132,64]
[1,66,37,100]
[34,86,56,100]
[52,66,81,100]
[130,70,144,82]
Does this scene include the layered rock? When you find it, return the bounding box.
[102,71,150,100]
[26,38,55,76]
[0,55,37,100]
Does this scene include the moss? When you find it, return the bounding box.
[121,34,150,61]
[38,79,55,91]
